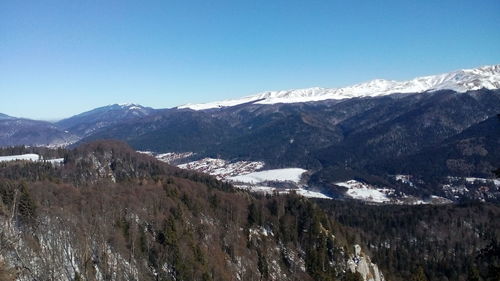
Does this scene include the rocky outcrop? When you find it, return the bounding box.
[348,245,385,281]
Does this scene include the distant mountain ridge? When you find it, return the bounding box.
[178,64,500,110]
[0,117,77,147]
[56,103,156,137]
[0,104,156,147]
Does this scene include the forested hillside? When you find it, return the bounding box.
[318,201,500,281]
[0,141,381,281]
[0,141,498,280]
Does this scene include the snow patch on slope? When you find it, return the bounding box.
[335,180,394,203]
[46,158,65,165]
[176,157,330,199]
[156,152,195,164]
[0,154,64,164]
[229,168,307,184]
[235,185,331,199]
[0,154,40,162]
[178,158,265,180]
[179,65,500,110]
[465,177,500,186]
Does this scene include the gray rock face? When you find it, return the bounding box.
[348,244,385,281]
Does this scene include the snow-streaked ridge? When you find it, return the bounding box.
[178,65,500,110]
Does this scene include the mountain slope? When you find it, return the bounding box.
[314,89,500,173]
[57,103,155,137]
[0,117,78,147]
[395,114,500,179]
[0,140,384,281]
[83,90,500,169]
[179,65,500,110]
[78,89,500,202]
[78,109,239,153]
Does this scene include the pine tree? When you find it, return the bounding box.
[410,266,428,281]
[17,182,37,223]
[467,264,481,281]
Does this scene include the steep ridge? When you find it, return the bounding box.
[179,65,500,110]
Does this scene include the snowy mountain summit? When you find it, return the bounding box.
[114,103,152,114]
[56,103,156,137]
[179,65,500,110]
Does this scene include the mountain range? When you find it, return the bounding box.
[178,65,500,110]
[1,64,499,202]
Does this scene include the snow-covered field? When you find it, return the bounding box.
[175,157,331,199]
[0,154,64,164]
[229,168,307,184]
[335,180,394,203]
[294,188,331,199]
[174,157,462,203]
[229,168,330,199]
[336,180,455,205]
[0,154,40,162]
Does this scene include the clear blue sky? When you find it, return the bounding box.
[1,0,499,120]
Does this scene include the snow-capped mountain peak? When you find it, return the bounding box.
[98,103,153,114]
[114,103,142,109]
[178,64,500,110]
[118,103,140,108]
